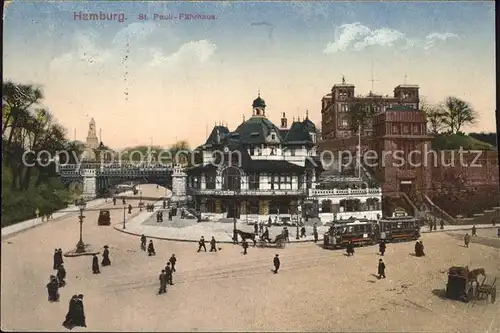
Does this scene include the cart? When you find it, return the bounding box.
[446,266,472,302]
[257,235,285,249]
[476,276,497,304]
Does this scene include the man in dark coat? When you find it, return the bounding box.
[169,254,177,272]
[128,204,132,214]
[242,240,249,255]
[122,198,126,205]
[74,294,86,327]
[415,241,422,257]
[254,223,258,234]
[377,259,386,279]
[300,226,307,238]
[102,245,111,266]
[346,241,355,256]
[57,263,67,287]
[262,227,271,242]
[92,254,100,274]
[141,234,147,251]
[147,240,156,256]
[419,241,425,256]
[210,237,217,252]
[158,270,167,294]
[58,249,64,266]
[259,222,263,235]
[62,295,78,329]
[113,197,116,205]
[53,249,60,270]
[197,236,207,252]
[47,275,60,302]
[284,227,289,242]
[472,225,477,236]
[379,241,386,256]
[313,224,318,243]
[273,254,280,274]
[165,262,174,285]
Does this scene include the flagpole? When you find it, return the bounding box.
[358,124,361,179]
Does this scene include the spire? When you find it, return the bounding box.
[243,114,245,122]
[298,116,301,121]
[305,110,309,119]
[99,128,102,143]
[258,89,260,97]
[342,76,346,84]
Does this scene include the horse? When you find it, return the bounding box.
[467,268,486,285]
[234,229,257,247]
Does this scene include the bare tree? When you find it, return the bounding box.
[441,97,477,134]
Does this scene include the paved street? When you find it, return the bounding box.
[1,184,499,332]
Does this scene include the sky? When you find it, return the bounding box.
[3,1,496,149]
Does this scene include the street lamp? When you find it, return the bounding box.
[296,200,301,240]
[123,204,126,229]
[75,198,87,253]
[139,191,143,211]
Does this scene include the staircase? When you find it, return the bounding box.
[423,195,456,225]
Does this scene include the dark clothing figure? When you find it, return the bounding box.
[377,260,386,279]
[73,295,86,327]
[419,241,425,256]
[284,228,289,242]
[57,265,66,287]
[141,235,146,251]
[102,247,111,266]
[159,271,167,294]
[210,237,217,252]
[122,198,126,205]
[62,295,79,329]
[159,211,163,222]
[254,223,258,234]
[242,240,249,255]
[313,225,318,243]
[198,237,207,252]
[165,264,173,285]
[113,198,116,205]
[300,227,306,238]
[440,220,444,230]
[346,241,355,256]
[92,255,100,274]
[47,276,60,302]
[415,241,422,257]
[262,228,271,242]
[379,242,386,256]
[472,226,477,236]
[148,241,156,256]
[497,228,500,237]
[169,254,177,272]
[128,204,132,214]
[464,233,471,247]
[157,212,161,223]
[259,223,263,234]
[273,255,280,274]
[53,249,60,270]
[163,200,167,209]
[58,249,63,266]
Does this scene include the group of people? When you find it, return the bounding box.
[47,248,66,302]
[62,294,86,329]
[197,236,220,252]
[158,254,177,294]
[414,241,425,257]
[92,245,111,274]
[146,203,155,212]
[156,211,164,223]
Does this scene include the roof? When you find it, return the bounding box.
[252,96,266,108]
[386,105,416,112]
[284,121,312,143]
[243,160,305,173]
[302,117,316,132]
[234,116,283,144]
[205,126,230,145]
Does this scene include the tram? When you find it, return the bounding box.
[323,219,378,249]
[378,216,421,242]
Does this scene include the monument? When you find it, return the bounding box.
[83,118,99,161]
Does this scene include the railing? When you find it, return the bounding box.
[187,188,307,196]
[424,195,456,224]
[309,188,382,196]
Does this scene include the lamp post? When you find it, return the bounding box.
[123,204,126,229]
[75,198,87,253]
[139,191,143,211]
[296,200,301,240]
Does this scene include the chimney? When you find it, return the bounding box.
[280,112,287,128]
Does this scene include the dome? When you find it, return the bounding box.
[252,95,266,108]
[302,118,316,132]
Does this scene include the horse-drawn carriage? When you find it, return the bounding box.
[257,234,286,249]
[445,266,496,303]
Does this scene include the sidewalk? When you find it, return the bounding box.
[420,224,498,233]
[2,190,134,238]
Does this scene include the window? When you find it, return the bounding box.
[249,173,259,190]
[321,199,332,213]
[205,200,216,213]
[247,199,259,214]
[403,125,409,134]
[341,104,349,112]
[413,125,419,134]
[271,133,276,140]
[392,125,399,134]
[270,173,292,190]
[341,118,348,127]
[205,171,216,189]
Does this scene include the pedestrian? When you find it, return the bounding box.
[113,197,116,206]
[379,241,386,256]
[210,236,217,252]
[47,275,60,302]
[242,240,249,255]
[62,295,79,329]
[273,254,280,274]
[102,245,111,266]
[165,262,174,285]
[419,241,425,256]
[140,234,146,251]
[58,249,63,267]
[57,263,67,287]
[198,236,207,252]
[160,211,163,222]
[415,241,422,257]
[128,204,132,214]
[346,241,355,256]
[300,226,306,238]
[440,220,444,230]
[377,259,386,279]
[472,225,477,236]
[313,224,318,243]
[92,254,100,274]
[284,227,289,242]
[53,249,60,270]
[122,198,126,205]
[169,254,177,272]
[158,270,167,294]
[74,294,86,327]
[156,211,161,223]
[464,233,471,248]
[254,223,258,234]
[259,222,263,235]
[147,240,156,256]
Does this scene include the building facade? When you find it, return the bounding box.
[186,94,323,223]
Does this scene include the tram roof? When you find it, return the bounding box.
[379,216,419,222]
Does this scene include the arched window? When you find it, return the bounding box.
[222,167,241,191]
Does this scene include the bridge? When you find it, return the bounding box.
[56,162,187,200]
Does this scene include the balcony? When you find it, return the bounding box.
[309,188,382,197]
[187,188,307,196]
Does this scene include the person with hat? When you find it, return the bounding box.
[210,236,218,252]
[74,294,86,327]
[53,249,60,270]
[141,234,147,251]
[62,295,78,329]
[92,254,100,274]
[197,236,207,252]
[46,275,60,302]
[147,240,156,256]
[158,270,167,294]
[57,263,67,287]
[346,240,355,256]
[165,262,173,285]
[58,249,64,266]
[102,245,111,266]
[169,254,177,272]
[242,239,249,255]
[273,254,280,274]
[379,241,386,256]
[464,233,471,248]
[377,259,386,279]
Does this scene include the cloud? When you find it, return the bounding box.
[112,22,158,45]
[324,22,458,54]
[51,30,112,67]
[151,40,217,66]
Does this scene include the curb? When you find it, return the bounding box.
[421,226,498,234]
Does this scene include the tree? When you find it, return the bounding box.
[348,103,374,133]
[422,103,446,135]
[441,97,477,134]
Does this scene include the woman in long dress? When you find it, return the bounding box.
[92,254,100,274]
[62,295,78,329]
[102,245,111,266]
[46,275,59,302]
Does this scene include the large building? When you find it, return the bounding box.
[186,94,323,223]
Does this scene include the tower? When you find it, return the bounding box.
[330,78,355,139]
[280,112,287,128]
[394,84,420,109]
[84,118,99,161]
[252,92,267,117]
